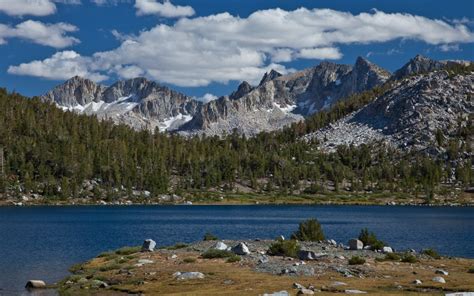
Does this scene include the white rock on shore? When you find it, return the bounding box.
[25,280,46,289]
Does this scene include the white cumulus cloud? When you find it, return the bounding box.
[297,47,343,60]
[135,0,195,18]
[8,8,474,86]
[194,93,219,103]
[0,20,79,48]
[0,0,80,17]
[8,51,107,82]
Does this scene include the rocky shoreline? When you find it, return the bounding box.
[40,235,474,295]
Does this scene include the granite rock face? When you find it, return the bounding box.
[41,55,470,143]
[41,77,200,132]
[41,56,391,136]
[304,70,473,155]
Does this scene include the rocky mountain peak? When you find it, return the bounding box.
[230,81,254,100]
[259,69,282,86]
[41,76,105,107]
[392,54,445,80]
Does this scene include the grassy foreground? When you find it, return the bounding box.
[57,240,474,296]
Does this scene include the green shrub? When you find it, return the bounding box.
[203,232,219,241]
[268,239,300,258]
[401,253,418,263]
[183,257,196,263]
[202,249,234,259]
[115,246,141,255]
[99,262,121,272]
[376,253,401,262]
[98,251,115,258]
[422,248,441,259]
[291,218,325,241]
[166,243,189,250]
[226,255,241,263]
[468,267,474,274]
[348,256,366,265]
[358,228,384,250]
[384,253,401,261]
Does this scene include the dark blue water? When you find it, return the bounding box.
[0,205,473,293]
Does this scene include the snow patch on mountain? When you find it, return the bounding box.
[159,113,193,132]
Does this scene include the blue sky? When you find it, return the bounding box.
[0,0,473,99]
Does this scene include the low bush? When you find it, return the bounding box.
[202,249,234,259]
[268,239,300,258]
[99,262,121,272]
[203,232,219,241]
[226,255,241,263]
[291,218,325,241]
[115,246,141,255]
[183,257,196,263]
[97,251,117,260]
[358,228,385,250]
[348,256,366,265]
[468,267,474,274]
[166,243,189,250]
[384,253,401,261]
[401,253,418,263]
[422,248,441,259]
[376,253,401,262]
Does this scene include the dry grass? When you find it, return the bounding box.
[61,250,474,296]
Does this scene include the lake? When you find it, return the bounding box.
[0,205,473,294]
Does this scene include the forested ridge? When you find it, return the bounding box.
[0,69,472,203]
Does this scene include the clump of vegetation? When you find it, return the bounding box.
[268,239,300,258]
[401,253,418,263]
[203,232,219,241]
[468,267,474,274]
[358,228,385,250]
[376,253,401,262]
[291,218,325,241]
[384,253,401,261]
[183,257,196,263]
[166,243,188,250]
[99,261,121,272]
[349,256,366,265]
[202,249,234,259]
[115,246,141,255]
[98,251,116,258]
[422,248,441,259]
[226,255,241,263]
[69,263,84,274]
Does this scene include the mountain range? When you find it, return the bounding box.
[40,55,472,153]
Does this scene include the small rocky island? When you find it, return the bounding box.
[53,220,473,295]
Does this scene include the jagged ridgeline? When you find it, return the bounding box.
[0,57,472,201]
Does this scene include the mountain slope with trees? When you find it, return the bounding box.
[0,62,472,205]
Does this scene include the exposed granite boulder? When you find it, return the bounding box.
[173,271,205,280]
[141,239,156,252]
[232,242,250,255]
[349,239,363,250]
[25,280,46,289]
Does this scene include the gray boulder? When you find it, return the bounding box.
[298,250,327,260]
[435,269,449,275]
[413,279,422,285]
[298,288,315,295]
[141,239,156,252]
[231,242,250,255]
[263,291,289,296]
[173,271,205,280]
[345,289,367,294]
[25,280,46,289]
[293,282,305,289]
[432,276,446,283]
[349,239,363,250]
[213,241,228,251]
[382,246,393,253]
